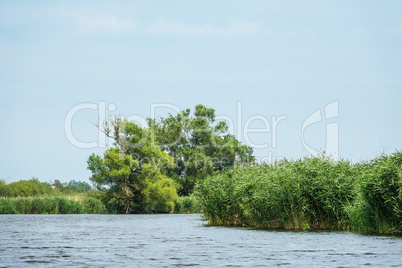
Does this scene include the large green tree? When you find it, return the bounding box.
[87,118,178,214]
[87,105,254,212]
[148,104,254,195]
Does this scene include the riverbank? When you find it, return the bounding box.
[0,194,199,215]
[195,152,402,234]
[0,196,104,214]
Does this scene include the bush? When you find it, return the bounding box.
[0,198,16,214]
[174,196,200,214]
[82,197,105,214]
[13,198,32,214]
[29,197,59,214]
[0,178,53,197]
[142,175,179,214]
[56,197,84,214]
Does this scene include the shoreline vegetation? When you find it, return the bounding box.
[85,105,253,214]
[0,105,400,235]
[1,152,401,235]
[0,179,105,214]
[0,195,198,215]
[0,196,104,214]
[0,179,199,215]
[195,152,402,235]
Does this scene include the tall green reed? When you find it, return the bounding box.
[0,196,105,214]
[196,152,402,234]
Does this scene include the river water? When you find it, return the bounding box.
[0,214,401,267]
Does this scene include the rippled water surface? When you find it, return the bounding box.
[1,214,402,267]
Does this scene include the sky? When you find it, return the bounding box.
[1,1,401,183]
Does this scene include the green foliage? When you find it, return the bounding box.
[86,190,118,214]
[0,198,16,214]
[0,178,105,214]
[143,176,178,213]
[174,196,200,214]
[87,104,254,213]
[348,152,402,233]
[30,198,54,214]
[53,179,64,189]
[194,170,239,225]
[0,179,7,197]
[68,180,92,192]
[88,119,178,214]
[149,104,254,195]
[0,178,53,197]
[51,180,92,194]
[195,152,402,234]
[82,197,105,214]
[13,198,32,214]
[0,196,105,214]
[55,197,83,214]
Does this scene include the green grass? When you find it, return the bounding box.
[0,196,105,214]
[195,152,402,234]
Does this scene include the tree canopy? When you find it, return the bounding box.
[149,104,254,195]
[87,118,177,214]
[87,104,254,213]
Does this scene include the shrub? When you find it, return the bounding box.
[0,198,16,214]
[0,178,53,197]
[82,197,104,214]
[174,196,200,214]
[56,197,84,214]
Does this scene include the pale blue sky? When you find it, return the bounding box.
[1,1,401,183]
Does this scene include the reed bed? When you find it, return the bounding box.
[174,195,200,214]
[195,152,402,234]
[0,196,104,214]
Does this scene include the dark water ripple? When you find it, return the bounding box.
[0,214,401,267]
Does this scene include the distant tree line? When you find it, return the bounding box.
[53,179,91,193]
[0,178,53,197]
[0,178,104,214]
[0,178,92,197]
